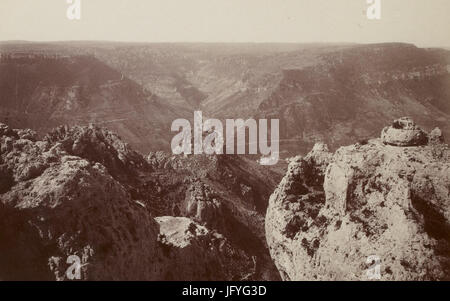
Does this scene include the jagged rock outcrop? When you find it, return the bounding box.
[183,182,226,230]
[156,217,254,280]
[265,142,332,280]
[381,117,428,146]
[0,123,254,280]
[429,127,445,144]
[44,124,151,180]
[146,152,283,280]
[0,125,163,280]
[266,120,450,280]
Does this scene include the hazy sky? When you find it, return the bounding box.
[1,0,449,47]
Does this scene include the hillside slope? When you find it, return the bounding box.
[256,44,450,155]
[1,42,448,158]
[0,54,189,153]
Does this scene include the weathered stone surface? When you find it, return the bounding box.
[429,127,444,144]
[266,126,450,280]
[265,143,332,280]
[1,158,164,280]
[184,182,226,230]
[381,117,428,146]
[44,124,151,180]
[0,123,255,280]
[145,152,283,280]
[156,217,254,280]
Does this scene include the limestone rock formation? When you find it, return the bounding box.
[44,124,152,180]
[146,152,283,280]
[0,125,163,280]
[381,117,428,146]
[0,123,254,280]
[265,142,332,280]
[156,217,254,280]
[184,182,226,229]
[266,120,450,280]
[429,127,445,144]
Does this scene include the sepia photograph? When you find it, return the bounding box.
[0,0,449,289]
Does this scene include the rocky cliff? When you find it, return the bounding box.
[0,54,190,153]
[145,152,282,280]
[266,118,450,280]
[257,44,450,155]
[2,43,450,158]
[0,123,255,280]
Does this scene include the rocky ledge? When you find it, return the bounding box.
[266,118,450,280]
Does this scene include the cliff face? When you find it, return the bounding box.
[0,123,254,280]
[266,119,450,280]
[256,44,450,155]
[0,55,190,153]
[156,216,254,281]
[145,152,283,280]
[2,43,450,158]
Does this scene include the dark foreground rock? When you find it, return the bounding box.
[156,217,254,280]
[0,123,253,280]
[266,119,450,280]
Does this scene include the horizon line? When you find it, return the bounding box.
[0,40,448,49]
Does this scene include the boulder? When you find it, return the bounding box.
[381,117,428,146]
[429,127,444,144]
